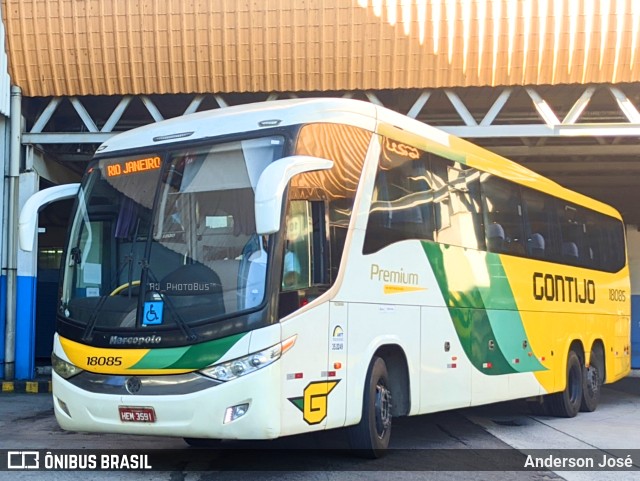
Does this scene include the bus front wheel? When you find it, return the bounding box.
[580,345,604,412]
[547,350,583,418]
[348,356,392,458]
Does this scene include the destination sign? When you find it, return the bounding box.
[384,137,420,160]
[105,156,161,177]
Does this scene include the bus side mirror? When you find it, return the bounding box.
[254,156,333,234]
[19,183,80,252]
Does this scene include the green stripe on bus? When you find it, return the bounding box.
[422,241,545,375]
[132,333,246,370]
[482,253,545,373]
[129,345,190,369]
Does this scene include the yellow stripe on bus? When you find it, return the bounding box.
[60,336,150,373]
[58,336,196,375]
[383,284,427,295]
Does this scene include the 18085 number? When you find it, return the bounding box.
[609,289,626,302]
[86,356,122,366]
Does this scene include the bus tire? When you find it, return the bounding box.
[348,356,392,458]
[547,350,583,418]
[183,438,221,448]
[580,345,604,412]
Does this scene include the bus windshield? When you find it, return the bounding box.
[60,136,285,334]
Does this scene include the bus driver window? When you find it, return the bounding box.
[282,201,311,290]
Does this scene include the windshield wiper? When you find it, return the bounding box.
[82,219,142,341]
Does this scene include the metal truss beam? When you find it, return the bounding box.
[22,132,115,144]
[443,123,640,138]
[494,145,640,158]
[21,85,640,145]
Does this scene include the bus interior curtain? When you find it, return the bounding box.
[115,197,138,238]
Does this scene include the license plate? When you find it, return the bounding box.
[118,406,156,423]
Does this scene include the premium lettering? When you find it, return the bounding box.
[370,264,419,285]
[532,272,595,304]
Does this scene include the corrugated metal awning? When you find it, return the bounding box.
[0,1,12,115]
[3,0,639,97]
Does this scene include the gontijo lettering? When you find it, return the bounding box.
[533,272,596,304]
[106,156,161,177]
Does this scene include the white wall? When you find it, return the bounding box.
[0,2,11,117]
[627,226,640,296]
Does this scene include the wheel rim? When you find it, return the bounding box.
[374,380,392,439]
[586,365,599,394]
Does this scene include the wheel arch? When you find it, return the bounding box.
[587,339,606,383]
[372,344,411,417]
[568,339,585,360]
[558,339,585,392]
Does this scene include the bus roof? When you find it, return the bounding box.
[96,98,377,154]
[96,97,621,220]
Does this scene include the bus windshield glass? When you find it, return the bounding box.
[60,136,285,333]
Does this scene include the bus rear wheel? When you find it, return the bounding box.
[348,356,392,458]
[547,350,583,418]
[580,345,604,412]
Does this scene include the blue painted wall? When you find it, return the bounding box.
[15,275,37,380]
[0,275,6,372]
[632,295,640,369]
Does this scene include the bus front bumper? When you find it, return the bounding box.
[51,366,282,440]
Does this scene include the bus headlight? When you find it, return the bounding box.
[51,352,83,379]
[199,335,296,382]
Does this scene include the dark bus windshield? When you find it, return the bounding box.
[60,136,285,336]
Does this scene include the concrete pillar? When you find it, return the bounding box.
[15,171,38,379]
[0,117,7,374]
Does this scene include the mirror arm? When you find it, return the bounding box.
[254,156,333,234]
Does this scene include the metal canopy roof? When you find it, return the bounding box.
[3,0,640,97]
[4,0,640,225]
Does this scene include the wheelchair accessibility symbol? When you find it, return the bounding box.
[143,301,164,325]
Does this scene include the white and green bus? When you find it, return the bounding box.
[35,98,629,457]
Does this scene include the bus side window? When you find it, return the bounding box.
[557,203,587,267]
[278,198,330,319]
[282,201,312,291]
[481,175,525,256]
[521,187,559,261]
[281,199,329,292]
[363,138,435,254]
[427,155,486,250]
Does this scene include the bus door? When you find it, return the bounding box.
[279,197,339,434]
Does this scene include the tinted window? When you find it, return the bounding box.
[585,212,626,272]
[431,157,485,250]
[481,175,525,255]
[521,188,560,261]
[361,136,625,273]
[294,123,372,282]
[364,137,485,253]
[556,202,589,267]
[363,138,435,254]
